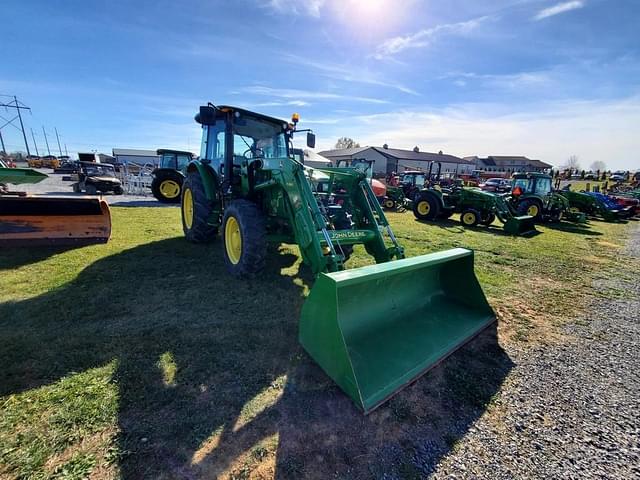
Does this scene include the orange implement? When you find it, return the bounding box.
[0,196,111,246]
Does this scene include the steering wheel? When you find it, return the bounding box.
[243,147,265,159]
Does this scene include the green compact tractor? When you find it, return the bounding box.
[151,149,194,203]
[557,188,622,222]
[508,172,577,222]
[413,185,537,235]
[180,104,496,412]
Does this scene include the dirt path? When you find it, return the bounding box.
[428,225,640,478]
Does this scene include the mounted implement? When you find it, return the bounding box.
[181,104,496,412]
[0,166,111,246]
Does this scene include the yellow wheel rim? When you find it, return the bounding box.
[527,204,539,217]
[462,213,476,225]
[160,180,181,198]
[182,188,194,229]
[225,216,242,265]
[385,199,395,208]
[417,201,430,216]
[569,207,580,213]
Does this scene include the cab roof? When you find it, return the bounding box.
[196,104,289,127]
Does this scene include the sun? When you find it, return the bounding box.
[346,0,388,18]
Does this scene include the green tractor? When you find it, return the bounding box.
[557,187,622,222]
[412,184,537,235]
[508,172,570,222]
[180,103,496,412]
[151,149,194,203]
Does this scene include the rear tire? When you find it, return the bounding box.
[413,193,440,220]
[152,171,183,203]
[182,170,219,243]
[460,208,480,227]
[222,200,267,277]
[517,199,542,220]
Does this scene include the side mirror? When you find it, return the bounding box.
[306,132,316,149]
[195,105,216,125]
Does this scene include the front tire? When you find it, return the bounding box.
[460,208,480,227]
[383,198,396,210]
[481,212,496,226]
[222,200,266,277]
[182,170,219,243]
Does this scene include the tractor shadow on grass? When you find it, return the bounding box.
[0,239,513,479]
[415,218,541,238]
[544,221,603,236]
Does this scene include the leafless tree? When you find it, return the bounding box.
[334,137,360,149]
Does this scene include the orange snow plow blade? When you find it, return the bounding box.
[0,196,111,246]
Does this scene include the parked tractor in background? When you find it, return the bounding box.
[151,149,194,203]
[413,183,537,235]
[558,187,625,222]
[179,103,496,412]
[508,172,572,222]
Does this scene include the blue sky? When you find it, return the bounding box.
[1,0,639,169]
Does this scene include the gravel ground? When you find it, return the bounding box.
[14,166,174,207]
[429,224,640,479]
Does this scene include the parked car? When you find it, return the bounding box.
[53,160,80,174]
[584,171,597,180]
[479,178,511,193]
[610,171,628,182]
[72,162,123,195]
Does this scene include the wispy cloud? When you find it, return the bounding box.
[264,0,325,17]
[234,85,389,104]
[533,1,584,21]
[283,54,418,95]
[375,16,490,58]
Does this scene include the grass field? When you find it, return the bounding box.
[1,207,636,479]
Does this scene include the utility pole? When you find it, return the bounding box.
[54,127,63,157]
[64,144,68,156]
[0,129,5,154]
[0,95,32,156]
[30,128,40,156]
[42,126,51,156]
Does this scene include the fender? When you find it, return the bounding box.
[186,160,220,201]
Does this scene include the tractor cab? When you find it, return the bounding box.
[510,172,566,221]
[157,149,193,171]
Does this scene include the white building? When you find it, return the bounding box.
[112,148,160,167]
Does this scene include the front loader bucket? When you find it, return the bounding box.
[0,196,111,246]
[299,248,495,413]
[503,215,537,236]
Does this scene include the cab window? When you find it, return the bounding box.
[176,154,191,170]
[160,153,176,169]
[202,120,226,162]
[534,177,551,195]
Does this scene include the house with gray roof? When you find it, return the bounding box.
[318,145,475,176]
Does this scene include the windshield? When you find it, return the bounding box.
[233,115,288,159]
[402,174,425,185]
[512,178,532,192]
[534,177,551,195]
[84,164,114,176]
[160,154,176,169]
